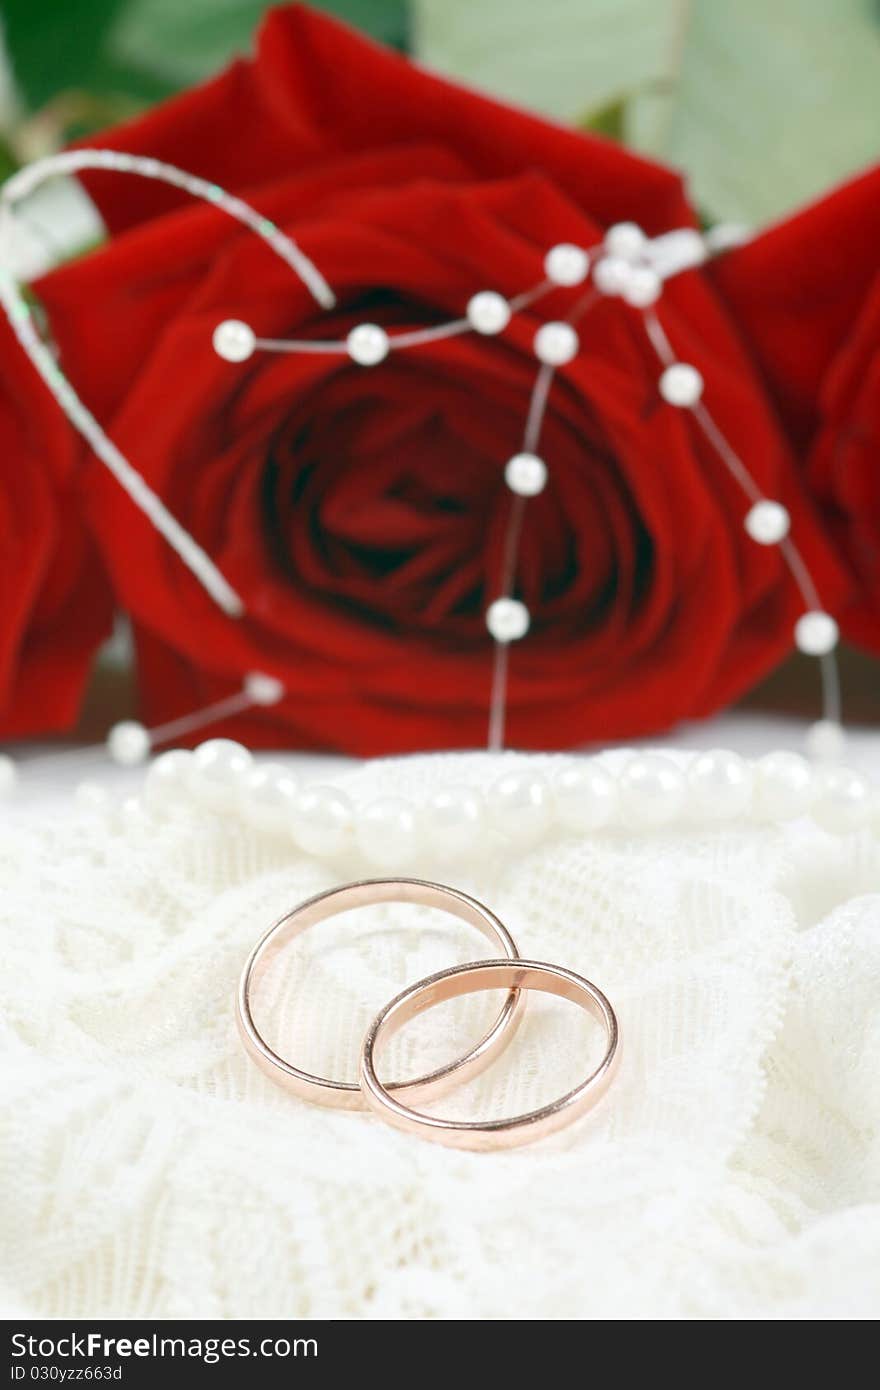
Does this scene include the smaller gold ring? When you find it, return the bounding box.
[359,958,620,1149]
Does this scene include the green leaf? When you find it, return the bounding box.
[313,1,409,48]
[1,0,176,111]
[413,1,666,129]
[107,0,409,90]
[2,1,409,127]
[105,0,269,90]
[636,0,880,227]
[413,0,880,225]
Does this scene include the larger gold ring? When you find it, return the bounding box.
[236,878,525,1109]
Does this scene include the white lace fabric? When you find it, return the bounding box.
[1,748,878,1320]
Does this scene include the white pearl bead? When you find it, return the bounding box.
[794,611,839,656]
[74,780,110,812]
[243,671,285,706]
[618,754,685,828]
[143,750,193,813]
[744,500,790,545]
[107,720,151,766]
[188,738,252,807]
[488,770,552,846]
[504,452,548,497]
[544,243,590,286]
[554,760,618,832]
[356,796,420,867]
[213,319,255,362]
[659,363,703,407]
[426,786,484,859]
[466,290,511,335]
[593,255,631,296]
[347,323,389,365]
[811,766,871,832]
[621,265,662,308]
[805,719,846,763]
[485,597,530,642]
[604,221,646,260]
[753,750,813,820]
[293,785,353,857]
[0,752,18,797]
[534,321,579,366]
[687,749,753,820]
[243,762,298,833]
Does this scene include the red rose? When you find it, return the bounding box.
[0,321,112,736]
[714,166,880,654]
[36,3,846,753]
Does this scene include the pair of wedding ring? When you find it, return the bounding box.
[236,879,620,1151]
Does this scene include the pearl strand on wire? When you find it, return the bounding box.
[162,216,849,760]
[0,145,840,761]
[481,223,844,756]
[487,255,601,748]
[102,670,286,765]
[0,150,335,617]
[642,307,843,747]
[487,243,649,745]
[213,283,556,365]
[212,238,602,752]
[81,739,879,871]
[0,672,285,798]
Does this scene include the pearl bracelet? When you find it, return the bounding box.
[74,739,879,871]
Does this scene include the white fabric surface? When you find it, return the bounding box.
[2,714,879,1320]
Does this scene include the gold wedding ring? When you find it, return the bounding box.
[237,878,619,1146]
[236,878,525,1109]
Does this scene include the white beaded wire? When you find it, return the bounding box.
[641,305,842,730]
[0,151,335,617]
[4,672,285,788]
[483,224,841,753]
[0,155,844,768]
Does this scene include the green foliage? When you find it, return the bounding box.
[2,0,175,110]
[310,1,408,47]
[414,0,880,224]
[3,0,877,224]
[2,0,409,135]
[109,0,408,92]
